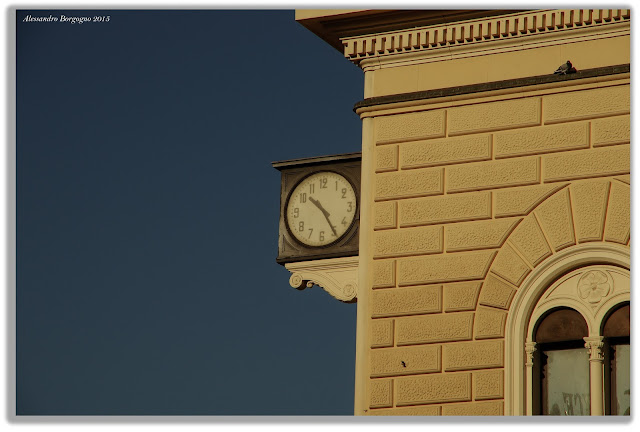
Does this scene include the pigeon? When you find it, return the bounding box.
[554,60,576,75]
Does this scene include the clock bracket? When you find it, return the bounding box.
[285,256,358,303]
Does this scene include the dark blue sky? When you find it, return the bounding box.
[16,9,364,415]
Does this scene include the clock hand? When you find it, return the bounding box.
[309,197,338,236]
[308,196,329,217]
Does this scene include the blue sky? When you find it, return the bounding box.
[16,9,364,415]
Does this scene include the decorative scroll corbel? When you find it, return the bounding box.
[285,256,358,303]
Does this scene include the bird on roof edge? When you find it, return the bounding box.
[554,60,577,75]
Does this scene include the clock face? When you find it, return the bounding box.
[286,171,357,247]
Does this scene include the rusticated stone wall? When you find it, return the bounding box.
[365,80,630,415]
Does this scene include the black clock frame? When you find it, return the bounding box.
[273,152,361,265]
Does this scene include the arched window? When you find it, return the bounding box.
[504,244,630,416]
[602,303,630,415]
[532,308,590,415]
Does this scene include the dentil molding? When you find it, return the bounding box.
[285,256,358,303]
[341,9,630,65]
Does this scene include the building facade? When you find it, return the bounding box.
[295,9,630,416]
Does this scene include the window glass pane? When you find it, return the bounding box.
[613,344,630,415]
[544,348,590,415]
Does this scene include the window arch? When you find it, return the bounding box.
[504,243,630,415]
[532,307,591,415]
[602,302,630,415]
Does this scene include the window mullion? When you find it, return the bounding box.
[584,336,605,416]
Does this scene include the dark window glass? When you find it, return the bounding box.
[604,303,630,416]
[535,308,589,415]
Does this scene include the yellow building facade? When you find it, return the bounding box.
[296,9,630,416]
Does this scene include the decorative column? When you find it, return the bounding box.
[584,336,605,416]
[524,341,537,416]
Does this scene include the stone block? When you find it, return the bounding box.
[494,183,564,218]
[443,282,481,312]
[478,275,516,310]
[376,110,446,145]
[368,405,440,416]
[400,134,492,169]
[543,85,630,124]
[396,312,473,345]
[370,345,441,377]
[604,181,630,244]
[446,218,520,252]
[372,285,442,318]
[446,156,540,193]
[571,180,610,242]
[593,115,630,147]
[443,340,504,371]
[375,167,443,201]
[508,217,552,267]
[373,260,395,289]
[448,97,541,136]
[534,188,576,251]
[615,175,630,185]
[396,373,472,406]
[399,192,491,227]
[371,319,394,348]
[490,244,531,287]
[373,226,443,259]
[494,122,589,158]
[370,379,393,408]
[375,144,399,172]
[441,401,503,416]
[474,370,504,400]
[474,307,507,339]
[398,250,495,286]
[374,201,397,230]
[543,145,629,182]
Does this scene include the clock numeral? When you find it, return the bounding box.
[342,188,347,198]
[293,208,299,218]
[335,181,338,191]
[320,178,327,189]
[299,221,304,232]
[308,228,313,239]
[342,217,347,226]
[319,231,324,242]
[309,183,315,194]
[347,202,353,212]
[300,192,307,203]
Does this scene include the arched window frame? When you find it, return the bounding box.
[505,243,630,415]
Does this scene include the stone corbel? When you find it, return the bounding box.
[285,256,358,303]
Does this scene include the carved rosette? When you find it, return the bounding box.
[284,256,358,303]
[584,337,605,362]
[577,270,612,304]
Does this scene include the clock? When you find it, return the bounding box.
[273,153,361,264]
[286,171,357,247]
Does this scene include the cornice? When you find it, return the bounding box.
[341,9,630,65]
[353,63,630,113]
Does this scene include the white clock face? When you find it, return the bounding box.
[286,172,357,247]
